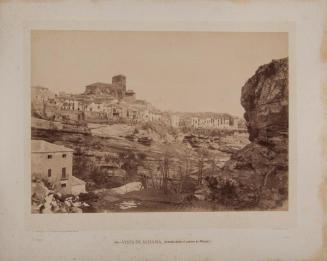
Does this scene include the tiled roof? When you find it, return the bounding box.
[86,82,112,88]
[31,140,73,153]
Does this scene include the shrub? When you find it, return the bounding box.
[79,192,99,203]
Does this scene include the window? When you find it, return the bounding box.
[62,168,66,179]
[62,154,66,158]
[47,155,52,159]
[61,183,66,188]
[48,169,51,177]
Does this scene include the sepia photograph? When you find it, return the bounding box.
[30,30,289,214]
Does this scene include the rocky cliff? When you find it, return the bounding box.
[211,58,288,209]
[241,58,288,147]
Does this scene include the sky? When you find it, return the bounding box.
[31,31,288,117]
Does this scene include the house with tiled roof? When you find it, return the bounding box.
[31,140,86,195]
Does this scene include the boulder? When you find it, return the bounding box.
[194,186,212,201]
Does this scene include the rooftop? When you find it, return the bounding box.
[112,74,126,79]
[126,90,135,95]
[72,176,86,186]
[31,140,73,153]
[86,82,112,88]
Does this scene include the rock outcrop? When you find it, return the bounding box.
[241,58,288,147]
[213,58,288,209]
[31,179,93,213]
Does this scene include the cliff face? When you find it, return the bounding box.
[241,58,288,148]
[218,58,288,209]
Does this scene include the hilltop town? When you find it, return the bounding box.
[31,74,246,131]
[31,74,250,213]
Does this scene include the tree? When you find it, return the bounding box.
[177,148,192,194]
[120,151,137,176]
[159,155,169,194]
[197,148,209,185]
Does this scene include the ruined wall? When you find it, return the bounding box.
[84,111,109,123]
[32,117,90,134]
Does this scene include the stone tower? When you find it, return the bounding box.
[112,75,126,100]
[112,75,126,93]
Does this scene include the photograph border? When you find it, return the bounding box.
[24,20,296,231]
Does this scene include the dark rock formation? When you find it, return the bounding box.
[215,58,288,209]
[241,58,288,147]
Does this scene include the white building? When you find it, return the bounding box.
[86,102,106,113]
[141,110,162,122]
[170,115,180,128]
[31,140,86,195]
[191,116,231,129]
